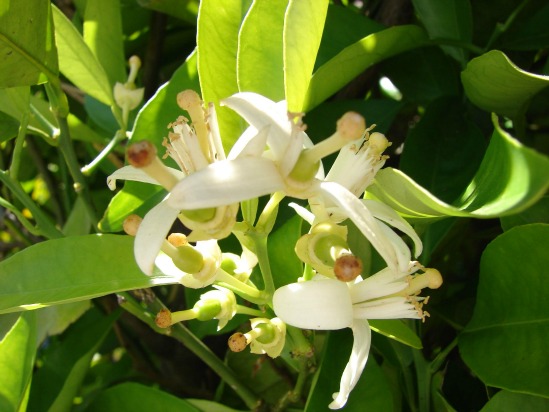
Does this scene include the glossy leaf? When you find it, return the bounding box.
[459,224,549,397]
[399,97,486,203]
[197,0,252,148]
[479,390,549,412]
[0,0,57,87]
[303,25,428,112]
[237,0,287,102]
[500,195,549,231]
[83,0,126,86]
[370,320,422,349]
[0,312,36,412]
[27,309,117,412]
[284,0,329,112]
[52,5,114,106]
[87,382,200,411]
[461,50,549,119]
[269,214,304,289]
[0,235,179,314]
[412,0,472,65]
[305,329,393,411]
[367,115,549,221]
[0,111,19,142]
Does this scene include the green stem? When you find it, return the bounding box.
[119,292,261,410]
[0,170,63,239]
[236,305,266,317]
[256,191,285,234]
[413,348,431,412]
[216,269,269,305]
[249,232,276,301]
[9,112,29,180]
[81,130,126,175]
[429,38,484,55]
[430,337,458,373]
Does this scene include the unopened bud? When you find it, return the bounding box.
[334,255,363,282]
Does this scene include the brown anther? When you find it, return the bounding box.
[123,214,142,236]
[228,332,248,352]
[127,141,157,168]
[336,112,366,140]
[155,309,172,328]
[334,254,363,282]
[167,233,188,247]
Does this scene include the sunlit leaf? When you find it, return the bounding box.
[0,235,179,314]
[52,5,114,106]
[27,308,117,412]
[83,0,126,86]
[304,25,428,111]
[197,0,252,149]
[367,115,549,221]
[370,320,422,349]
[0,312,36,412]
[284,0,329,112]
[461,50,549,119]
[237,0,287,101]
[459,224,549,397]
[0,0,57,87]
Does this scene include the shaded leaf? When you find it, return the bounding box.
[367,115,549,221]
[304,25,428,112]
[500,195,549,231]
[370,320,422,349]
[0,0,57,87]
[479,390,549,411]
[137,0,199,24]
[269,214,304,289]
[461,50,549,119]
[0,235,179,314]
[284,0,329,112]
[0,312,36,412]
[459,224,549,397]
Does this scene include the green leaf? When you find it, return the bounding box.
[0,235,178,314]
[399,97,486,203]
[461,50,549,119]
[35,301,91,343]
[304,25,428,112]
[284,0,329,112]
[27,308,117,412]
[83,0,126,86]
[367,115,549,221]
[306,329,393,411]
[479,390,549,412]
[269,214,304,289]
[459,224,549,397]
[412,0,472,65]
[87,382,201,411]
[62,196,92,236]
[0,0,57,87]
[138,0,199,24]
[0,111,19,142]
[500,195,549,231]
[237,0,287,102]
[52,5,114,106]
[0,312,36,412]
[197,0,252,149]
[497,3,549,51]
[369,320,422,349]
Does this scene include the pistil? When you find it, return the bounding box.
[126,141,179,190]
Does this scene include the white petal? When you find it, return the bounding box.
[288,202,315,225]
[167,157,284,210]
[329,320,372,410]
[319,181,399,272]
[363,199,423,257]
[222,92,290,159]
[134,199,180,275]
[376,220,412,273]
[106,165,185,190]
[229,125,269,159]
[273,278,353,330]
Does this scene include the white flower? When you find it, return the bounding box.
[164,92,418,273]
[273,263,442,409]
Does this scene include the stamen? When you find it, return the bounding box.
[167,233,188,247]
[368,132,391,155]
[401,268,443,296]
[127,141,179,190]
[127,55,141,84]
[334,255,363,282]
[177,90,210,162]
[160,241,204,274]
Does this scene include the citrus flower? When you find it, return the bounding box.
[273,258,443,409]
